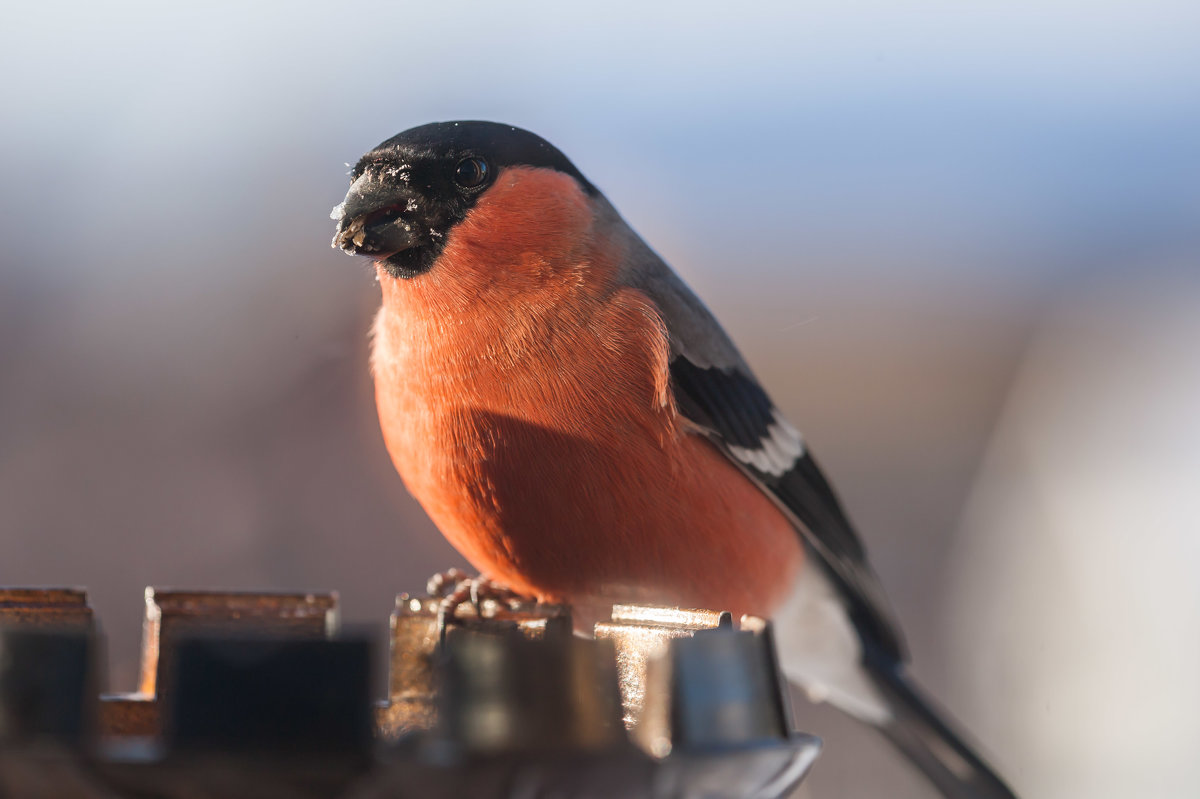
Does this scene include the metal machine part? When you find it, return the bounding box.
[0,585,820,798]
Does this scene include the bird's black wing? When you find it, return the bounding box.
[669,355,907,661]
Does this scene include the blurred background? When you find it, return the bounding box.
[2,2,1197,796]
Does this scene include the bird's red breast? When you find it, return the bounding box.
[371,166,803,625]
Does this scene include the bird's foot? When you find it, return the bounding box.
[425,568,531,642]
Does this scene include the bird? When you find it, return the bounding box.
[331,120,1016,799]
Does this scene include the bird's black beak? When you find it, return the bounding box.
[331,172,427,259]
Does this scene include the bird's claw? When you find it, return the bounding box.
[426,567,470,598]
[425,569,530,644]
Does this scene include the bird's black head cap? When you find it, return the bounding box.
[332,121,596,279]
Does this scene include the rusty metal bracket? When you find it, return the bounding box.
[99,588,338,738]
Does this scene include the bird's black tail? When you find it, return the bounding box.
[862,646,1018,799]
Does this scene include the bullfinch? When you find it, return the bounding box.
[331,121,1016,799]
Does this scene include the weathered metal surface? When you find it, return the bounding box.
[0,628,94,745]
[99,588,339,739]
[97,695,158,740]
[437,629,623,754]
[0,585,820,798]
[594,604,732,755]
[375,593,570,742]
[670,628,791,746]
[138,588,338,696]
[0,587,93,629]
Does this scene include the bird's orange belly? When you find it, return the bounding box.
[376,371,803,626]
[372,279,803,625]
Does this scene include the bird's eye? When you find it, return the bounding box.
[453,157,489,189]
